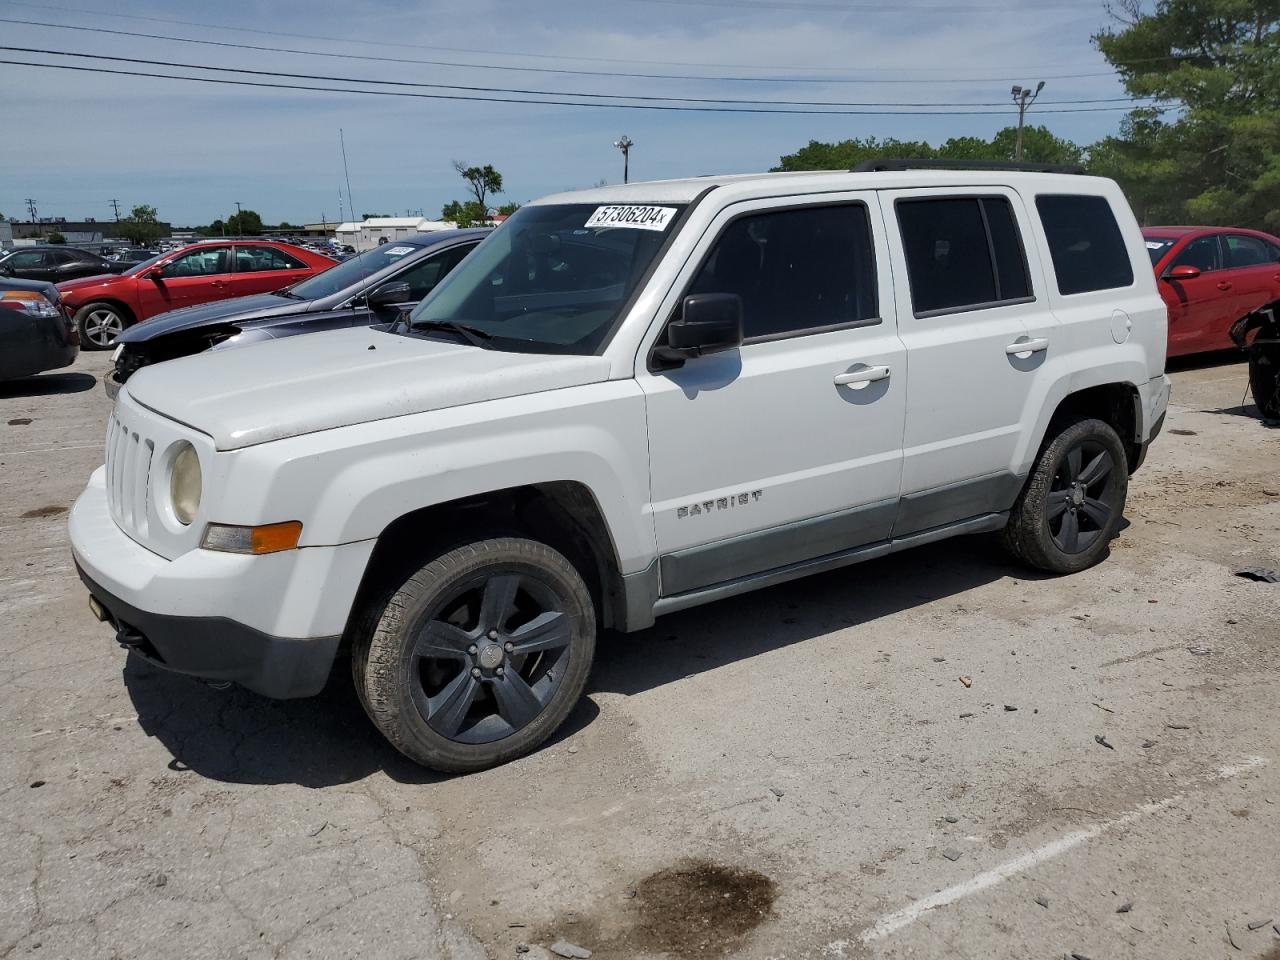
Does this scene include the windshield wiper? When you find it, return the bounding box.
[272,288,303,299]
[408,318,493,349]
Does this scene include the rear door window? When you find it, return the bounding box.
[896,196,1032,315]
[1034,195,1134,294]
[1225,234,1274,268]
[235,245,308,272]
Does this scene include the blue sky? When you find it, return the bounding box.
[0,0,1136,227]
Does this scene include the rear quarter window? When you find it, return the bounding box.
[1035,195,1134,295]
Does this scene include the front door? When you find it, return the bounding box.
[882,188,1055,534]
[1161,234,1233,355]
[638,195,907,597]
[139,245,235,317]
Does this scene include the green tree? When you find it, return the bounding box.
[117,204,165,245]
[441,200,489,227]
[1092,0,1279,229]
[225,209,264,236]
[452,160,503,214]
[496,201,522,216]
[46,231,66,244]
[773,127,1083,172]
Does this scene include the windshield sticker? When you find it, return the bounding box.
[384,245,415,256]
[1145,240,1166,249]
[585,205,677,231]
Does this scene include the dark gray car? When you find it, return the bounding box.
[109,229,489,395]
[1,276,79,380]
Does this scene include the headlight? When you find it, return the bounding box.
[169,441,202,525]
[0,290,60,318]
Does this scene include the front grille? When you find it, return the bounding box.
[105,412,155,543]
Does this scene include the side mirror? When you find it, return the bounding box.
[653,293,744,367]
[367,281,412,309]
[1166,264,1201,280]
[147,265,165,280]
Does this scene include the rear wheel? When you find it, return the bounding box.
[352,537,595,773]
[74,302,128,349]
[1002,417,1128,574]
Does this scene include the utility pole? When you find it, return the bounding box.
[1010,81,1045,161]
[109,198,121,221]
[234,201,243,234]
[24,198,37,221]
[613,135,633,184]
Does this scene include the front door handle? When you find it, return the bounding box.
[1006,337,1049,357]
[834,365,891,387]
[1216,280,1233,291]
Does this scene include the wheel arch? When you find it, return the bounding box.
[344,481,628,643]
[1038,381,1142,473]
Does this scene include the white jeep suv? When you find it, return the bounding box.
[71,163,1170,772]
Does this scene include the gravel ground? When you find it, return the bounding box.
[2,349,1278,960]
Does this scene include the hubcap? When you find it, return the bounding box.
[1046,439,1119,554]
[84,309,123,347]
[408,570,573,744]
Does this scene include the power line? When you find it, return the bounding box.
[0,58,1157,116]
[0,16,1129,86]
[0,47,1156,108]
[0,0,1109,73]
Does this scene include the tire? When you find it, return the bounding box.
[75,302,128,350]
[352,537,596,773]
[1002,417,1128,574]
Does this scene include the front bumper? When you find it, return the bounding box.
[69,467,375,698]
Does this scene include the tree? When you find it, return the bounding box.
[773,127,1083,172]
[440,200,489,228]
[452,160,503,214]
[226,208,264,236]
[117,204,165,245]
[496,201,522,216]
[1092,0,1280,229]
[46,231,66,244]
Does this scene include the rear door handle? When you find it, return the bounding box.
[1216,280,1233,291]
[1006,337,1049,356]
[834,365,891,387]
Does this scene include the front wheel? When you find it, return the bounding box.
[1002,417,1128,574]
[353,537,596,773]
[74,302,128,350]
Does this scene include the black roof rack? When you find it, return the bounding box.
[851,158,1086,175]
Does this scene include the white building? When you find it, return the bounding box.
[339,217,458,252]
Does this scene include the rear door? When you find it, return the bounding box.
[1160,233,1233,355]
[230,244,314,297]
[883,188,1054,534]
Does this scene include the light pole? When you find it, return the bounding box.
[1010,81,1045,161]
[613,135,633,184]
[234,201,243,235]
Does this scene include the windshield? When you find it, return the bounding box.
[285,241,426,300]
[406,202,683,354]
[123,252,167,276]
[1144,237,1176,266]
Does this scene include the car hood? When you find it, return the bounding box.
[118,293,308,343]
[57,273,128,297]
[124,326,613,450]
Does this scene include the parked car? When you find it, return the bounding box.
[1,276,78,380]
[110,248,158,265]
[1144,226,1280,357]
[0,245,127,284]
[107,229,489,394]
[71,164,1169,772]
[56,240,337,350]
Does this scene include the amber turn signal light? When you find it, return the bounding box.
[201,521,303,555]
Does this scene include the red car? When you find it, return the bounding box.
[57,240,337,349]
[1144,226,1280,357]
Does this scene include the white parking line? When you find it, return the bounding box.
[852,756,1268,947]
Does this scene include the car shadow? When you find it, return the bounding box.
[1166,349,1245,374]
[123,532,1045,787]
[0,371,97,397]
